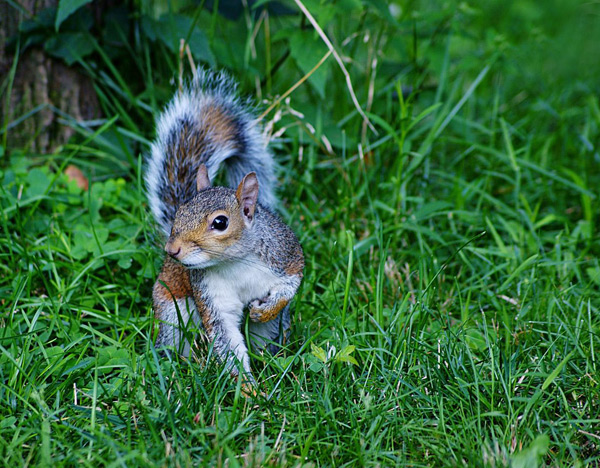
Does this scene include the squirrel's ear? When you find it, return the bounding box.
[236,172,259,225]
[196,164,211,191]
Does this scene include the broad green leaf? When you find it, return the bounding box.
[276,356,295,370]
[118,257,133,269]
[511,435,550,468]
[302,0,337,26]
[311,343,327,363]
[45,32,95,65]
[45,346,65,359]
[55,0,93,30]
[335,345,358,365]
[289,30,330,98]
[21,8,55,33]
[141,15,215,66]
[97,346,130,374]
[465,329,486,352]
[25,168,51,198]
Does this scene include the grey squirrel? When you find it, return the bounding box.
[145,69,304,384]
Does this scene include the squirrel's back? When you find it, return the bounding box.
[146,69,276,236]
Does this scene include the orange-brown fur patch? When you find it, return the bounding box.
[154,255,192,301]
[235,180,244,201]
[175,208,244,259]
[190,288,212,335]
[202,104,237,145]
[285,246,305,276]
[254,297,289,323]
[164,121,209,209]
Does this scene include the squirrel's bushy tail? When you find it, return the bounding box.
[146,68,276,236]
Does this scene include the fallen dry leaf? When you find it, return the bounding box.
[64,164,89,191]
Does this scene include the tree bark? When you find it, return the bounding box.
[1,1,100,154]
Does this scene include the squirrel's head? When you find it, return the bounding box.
[165,164,259,269]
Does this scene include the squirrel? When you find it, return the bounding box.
[145,69,304,384]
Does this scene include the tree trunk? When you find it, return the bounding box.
[0,0,100,154]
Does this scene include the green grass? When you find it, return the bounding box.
[1,0,599,466]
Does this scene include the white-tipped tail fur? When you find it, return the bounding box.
[145,68,276,236]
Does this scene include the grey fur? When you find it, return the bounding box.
[145,68,276,237]
[147,70,303,384]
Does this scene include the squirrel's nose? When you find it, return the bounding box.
[165,242,181,258]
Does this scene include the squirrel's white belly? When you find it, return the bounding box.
[202,258,279,311]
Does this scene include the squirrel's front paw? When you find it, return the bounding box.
[249,293,289,323]
[249,296,269,322]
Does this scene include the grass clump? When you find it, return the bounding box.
[1,0,599,465]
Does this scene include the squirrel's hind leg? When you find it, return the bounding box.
[153,256,200,356]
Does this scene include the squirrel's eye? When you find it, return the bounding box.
[211,215,229,231]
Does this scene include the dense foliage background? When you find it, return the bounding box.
[1,0,599,465]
